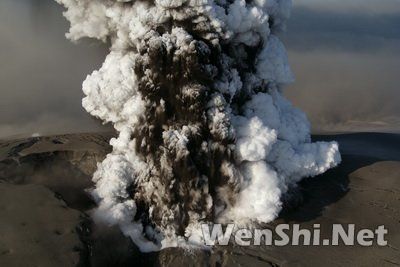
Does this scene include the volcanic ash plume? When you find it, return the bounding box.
[57,0,341,251]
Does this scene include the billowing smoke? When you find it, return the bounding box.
[56,0,341,251]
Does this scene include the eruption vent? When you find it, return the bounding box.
[57,0,341,251]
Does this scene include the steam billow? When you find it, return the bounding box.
[57,0,341,251]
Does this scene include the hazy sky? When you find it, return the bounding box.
[0,0,108,139]
[0,0,399,138]
[283,0,400,133]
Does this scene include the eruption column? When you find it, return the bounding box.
[56,0,341,251]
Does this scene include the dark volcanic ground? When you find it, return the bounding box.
[0,133,399,266]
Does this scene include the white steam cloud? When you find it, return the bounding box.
[56,0,341,251]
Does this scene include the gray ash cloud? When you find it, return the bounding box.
[56,0,340,251]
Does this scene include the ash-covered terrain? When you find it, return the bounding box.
[0,132,399,266]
